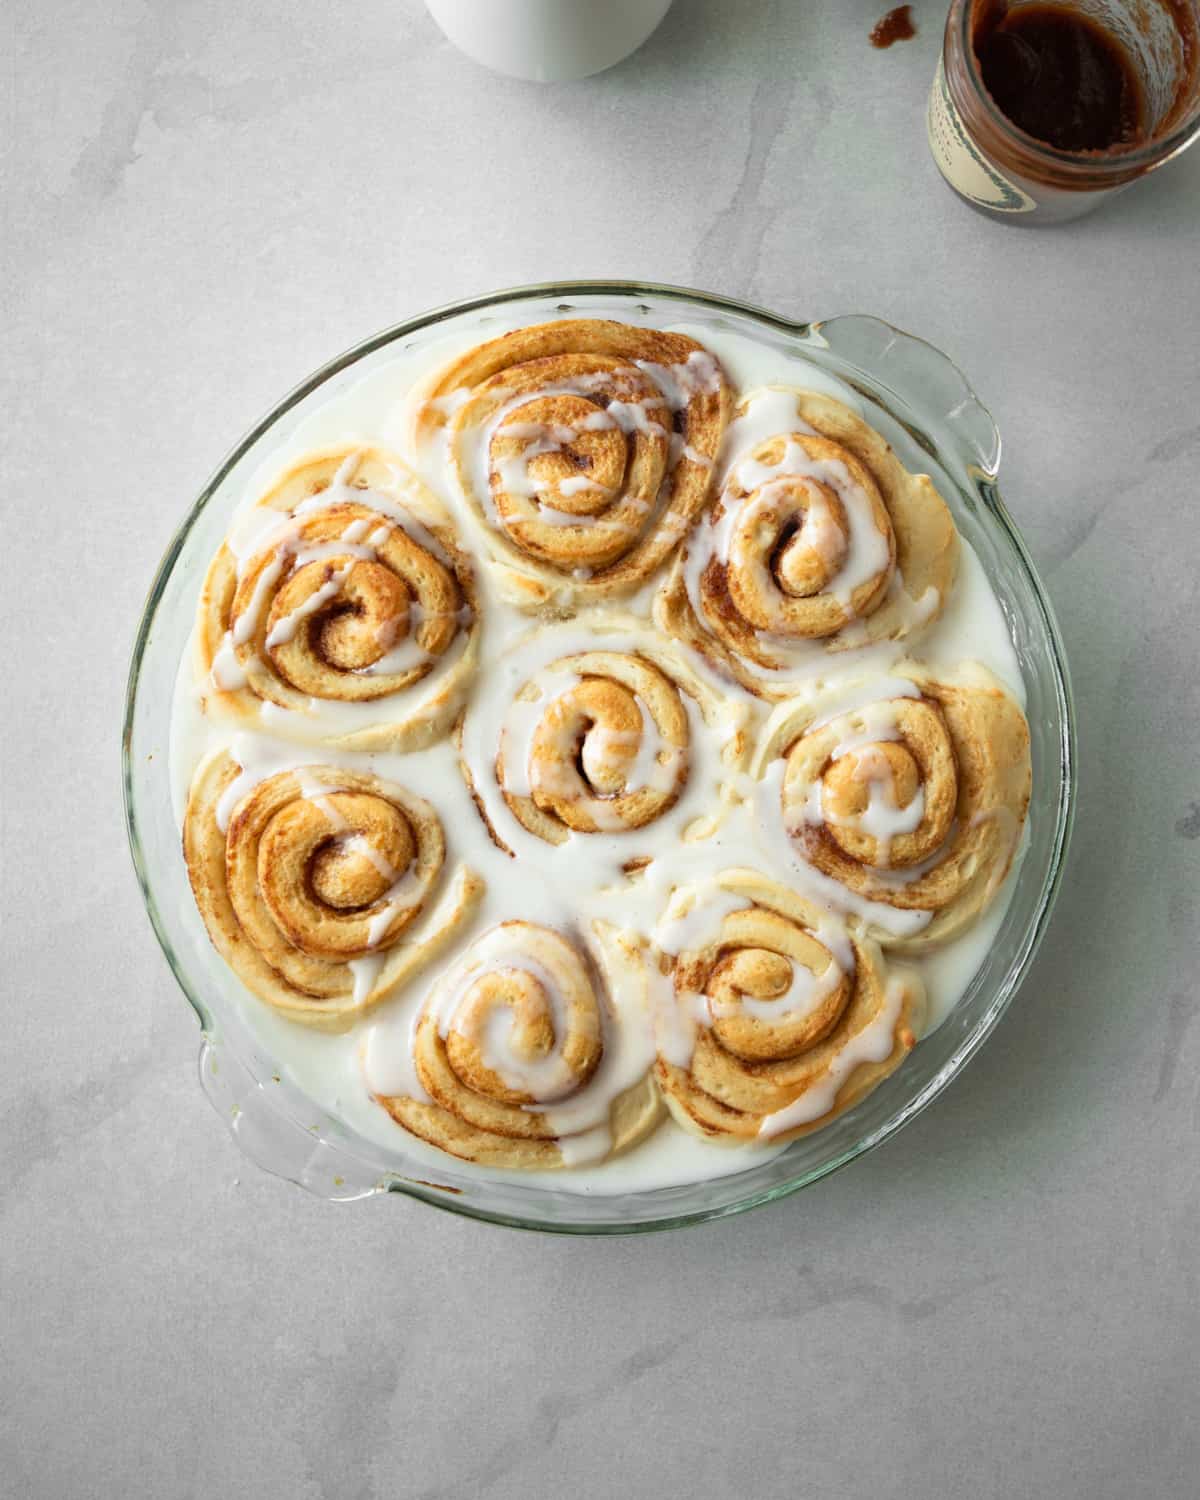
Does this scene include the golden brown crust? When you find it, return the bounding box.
[183,751,482,1031]
[652,870,925,1144]
[467,616,752,850]
[754,663,1032,951]
[411,319,732,606]
[372,921,663,1168]
[656,388,959,698]
[195,445,479,751]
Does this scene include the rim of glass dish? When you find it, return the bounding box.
[123,278,1076,1235]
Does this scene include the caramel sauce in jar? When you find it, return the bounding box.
[927,0,1200,222]
[974,3,1145,150]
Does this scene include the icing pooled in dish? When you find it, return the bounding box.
[170,313,1030,1195]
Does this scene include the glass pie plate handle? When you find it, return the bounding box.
[198,1038,385,1202]
[808,313,1002,483]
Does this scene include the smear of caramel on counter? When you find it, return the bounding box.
[871,5,917,49]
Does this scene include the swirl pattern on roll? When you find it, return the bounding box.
[412,319,731,603]
[657,388,958,696]
[500,647,689,843]
[184,752,482,1029]
[197,445,479,750]
[368,921,662,1167]
[653,870,924,1142]
[460,616,750,853]
[754,665,1031,950]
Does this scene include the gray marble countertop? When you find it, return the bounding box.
[6,2,1199,1496]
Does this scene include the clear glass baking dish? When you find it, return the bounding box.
[123,281,1075,1234]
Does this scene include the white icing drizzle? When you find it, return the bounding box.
[732,438,888,606]
[364,866,430,949]
[171,316,1028,1196]
[648,967,709,1070]
[460,621,747,898]
[212,753,428,957]
[652,880,854,1042]
[493,416,616,509]
[360,636,432,677]
[820,744,926,869]
[210,461,477,733]
[463,382,666,534]
[670,435,714,469]
[654,884,749,957]
[715,956,841,1024]
[218,471,468,713]
[231,552,286,646]
[361,1012,430,1101]
[779,685,942,876]
[716,387,818,481]
[540,989,655,1160]
[758,975,908,1138]
[757,760,934,939]
[343,834,400,882]
[604,397,669,440]
[452,350,720,551]
[633,350,723,407]
[349,952,387,1006]
[868,824,961,891]
[310,795,348,832]
[292,769,341,801]
[649,883,742,1072]
[362,923,659,1165]
[209,632,249,690]
[423,388,471,418]
[213,733,296,832]
[837,576,940,650]
[429,929,584,1099]
[231,457,458,584]
[686,426,892,649]
[264,562,355,648]
[498,665,684,817]
[808,677,921,732]
[680,386,931,685]
[288,538,377,571]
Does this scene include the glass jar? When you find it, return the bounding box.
[928,0,1200,223]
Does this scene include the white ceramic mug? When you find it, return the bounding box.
[424,0,675,82]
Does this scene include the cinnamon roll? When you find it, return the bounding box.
[461,617,751,851]
[184,752,482,1030]
[197,445,479,750]
[368,920,662,1168]
[653,870,924,1143]
[753,664,1031,950]
[412,319,731,606]
[657,388,958,696]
